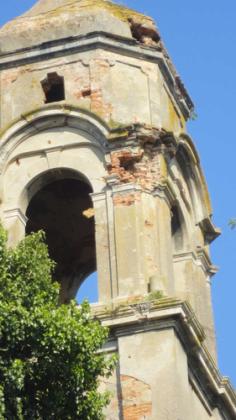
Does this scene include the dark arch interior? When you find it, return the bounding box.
[26,174,96,303]
[171,206,184,252]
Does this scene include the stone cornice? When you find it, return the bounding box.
[173,249,219,277]
[92,298,236,417]
[198,217,221,244]
[3,207,28,226]
[0,31,193,119]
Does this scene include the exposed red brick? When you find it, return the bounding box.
[120,375,152,420]
[108,147,162,191]
[113,193,141,207]
[123,403,152,419]
[90,59,113,120]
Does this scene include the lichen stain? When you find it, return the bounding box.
[167,96,181,132]
[33,0,156,27]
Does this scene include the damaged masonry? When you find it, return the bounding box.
[0,0,235,419]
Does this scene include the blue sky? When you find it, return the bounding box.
[1,1,235,387]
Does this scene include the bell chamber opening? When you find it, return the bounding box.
[76,271,98,304]
[25,169,97,303]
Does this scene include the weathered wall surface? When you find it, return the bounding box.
[0,0,235,418]
[0,50,184,134]
[98,314,234,420]
[0,111,217,355]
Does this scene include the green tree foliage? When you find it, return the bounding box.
[229,218,236,229]
[0,227,114,419]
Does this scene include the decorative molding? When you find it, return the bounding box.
[154,179,177,207]
[189,371,213,415]
[173,250,218,277]
[111,182,142,195]
[92,299,236,417]
[0,105,109,174]
[3,208,28,226]
[0,32,192,119]
[90,191,106,204]
[105,174,120,187]
[45,149,61,169]
[130,301,151,318]
[195,247,219,276]
[198,217,221,244]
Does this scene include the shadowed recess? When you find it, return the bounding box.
[25,172,96,303]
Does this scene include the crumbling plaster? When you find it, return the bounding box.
[0,1,235,418]
[96,299,236,419]
[0,49,185,134]
[0,104,219,358]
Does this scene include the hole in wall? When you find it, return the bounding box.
[82,88,92,97]
[41,72,65,103]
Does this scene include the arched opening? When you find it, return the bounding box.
[76,272,98,304]
[176,147,194,208]
[171,205,184,252]
[176,145,204,222]
[25,169,96,303]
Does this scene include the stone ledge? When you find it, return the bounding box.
[92,298,236,417]
[0,32,193,119]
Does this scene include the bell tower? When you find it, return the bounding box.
[0,0,235,418]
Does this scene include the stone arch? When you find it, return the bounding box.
[0,106,111,302]
[0,105,109,214]
[177,134,212,223]
[171,204,186,253]
[10,139,106,216]
[25,168,96,303]
[22,167,93,212]
[167,132,212,255]
[0,104,110,175]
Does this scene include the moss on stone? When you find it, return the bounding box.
[23,0,155,28]
[145,290,164,301]
[0,102,110,141]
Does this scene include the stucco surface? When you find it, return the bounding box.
[0,0,235,418]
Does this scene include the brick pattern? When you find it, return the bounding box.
[120,375,152,420]
[90,59,113,120]
[113,192,141,207]
[108,146,162,191]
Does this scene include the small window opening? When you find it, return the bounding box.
[41,72,65,103]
